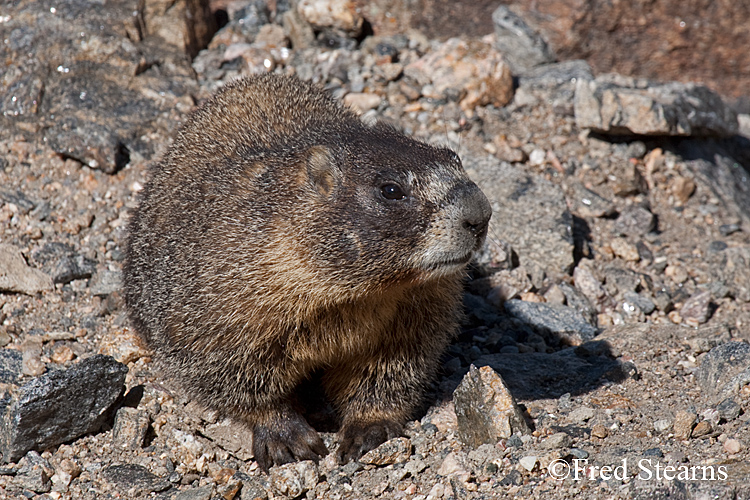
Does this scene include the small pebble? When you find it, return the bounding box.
[541,432,570,449]
[673,411,697,440]
[691,420,712,438]
[568,407,595,423]
[519,456,537,472]
[653,419,672,433]
[680,290,712,326]
[591,424,609,439]
[723,438,742,454]
[717,398,741,421]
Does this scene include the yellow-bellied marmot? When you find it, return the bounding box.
[123,74,491,471]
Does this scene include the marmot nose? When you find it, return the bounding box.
[460,185,492,239]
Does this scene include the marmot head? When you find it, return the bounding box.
[295,122,492,291]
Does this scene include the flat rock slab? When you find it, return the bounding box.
[0,245,53,296]
[465,155,574,275]
[101,464,171,496]
[0,355,128,463]
[575,75,738,137]
[504,299,598,345]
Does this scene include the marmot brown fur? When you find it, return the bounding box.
[123,74,492,471]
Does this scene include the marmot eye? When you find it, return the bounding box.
[381,183,406,200]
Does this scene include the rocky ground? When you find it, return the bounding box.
[1,1,750,499]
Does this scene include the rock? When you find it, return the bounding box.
[671,176,696,205]
[613,205,656,237]
[238,474,270,500]
[343,92,382,113]
[0,190,36,213]
[0,350,23,385]
[270,460,319,498]
[0,0,207,173]
[541,432,570,449]
[673,411,697,440]
[573,265,608,306]
[622,292,656,316]
[466,155,574,275]
[696,342,750,401]
[404,38,514,111]
[719,247,750,302]
[297,0,362,34]
[0,244,53,295]
[610,237,640,262]
[591,424,609,439]
[491,6,555,72]
[101,463,171,496]
[691,420,713,438]
[112,407,150,450]
[568,407,595,423]
[436,451,469,477]
[175,485,215,500]
[723,439,743,454]
[202,418,254,461]
[565,181,615,218]
[89,269,123,297]
[359,437,412,466]
[0,355,128,463]
[717,398,741,422]
[680,290,713,326]
[15,451,53,493]
[653,419,672,433]
[503,299,598,346]
[98,328,149,365]
[453,365,530,448]
[519,456,537,472]
[574,76,738,137]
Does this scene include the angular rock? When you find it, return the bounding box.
[359,437,412,466]
[491,6,555,72]
[404,38,514,111]
[270,460,319,498]
[717,398,741,422]
[613,205,656,237]
[453,365,530,448]
[622,292,656,315]
[504,299,598,345]
[101,464,171,496]
[238,474,270,500]
[575,76,739,137]
[719,247,750,302]
[112,407,150,450]
[15,451,53,494]
[0,245,53,295]
[680,290,713,326]
[0,355,128,463]
[696,342,750,402]
[673,411,697,440]
[465,155,574,275]
[31,243,97,284]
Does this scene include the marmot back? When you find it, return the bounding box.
[124,74,492,471]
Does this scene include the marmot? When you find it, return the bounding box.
[123,74,492,470]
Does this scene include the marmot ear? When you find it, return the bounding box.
[306,145,342,197]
